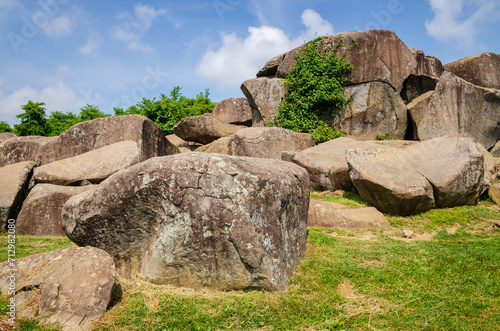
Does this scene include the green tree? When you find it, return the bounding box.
[0,121,13,133]
[78,104,109,121]
[47,111,79,136]
[14,101,49,136]
[272,35,355,143]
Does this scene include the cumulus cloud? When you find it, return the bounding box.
[425,0,500,48]
[0,83,98,124]
[79,33,102,55]
[41,14,73,37]
[112,3,173,53]
[196,9,334,89]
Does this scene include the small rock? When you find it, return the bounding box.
[402,229,414,238]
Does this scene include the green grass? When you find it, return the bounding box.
[0,235,75,263]
[1,193,500,330]
[310,190,370,209]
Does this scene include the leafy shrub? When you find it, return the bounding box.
[271,35,355,143]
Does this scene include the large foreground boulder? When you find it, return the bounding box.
[16,184,94,237]
[258,29,417,90]
[0,136,59,167]
[62,153,310,291]
[0,161,36,230]
[0,247,116,331]
[33,141,141,186]
[308,200,389,229]
[346,136,484,215]
[292,137,415,191]
[212,97,252,126]
[416,71,500,150]
[229,127,314,160]
[241,77,286,127]
[174,114,244,144]
[0,132,16,144]
[444,52,500,90]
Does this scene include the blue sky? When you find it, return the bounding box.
[0,0,499,125]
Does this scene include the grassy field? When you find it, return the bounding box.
[1,192,500,330]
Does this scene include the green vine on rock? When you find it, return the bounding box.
[271,35,355,143]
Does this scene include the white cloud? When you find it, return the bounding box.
[425,0,500,48]
[196,9,334,89]
[0,83,97,122]
[79,33,102,55]
[111,3,171,53]
[41,14,73,37]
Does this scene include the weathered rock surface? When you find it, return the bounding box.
[444,52,500,90]
[292,137,415,191]
[241,77,286,127]
[174,114,245,144]
[59,115,177,161]
[166,134,187,147]
[308,199,389,229]
[228,127,314,160]
[195,136,232,155]
[346,136,484,215]
[489,184,500,206]
[62,153,310,291]
[0,136,59,167]
[406,91,434,140]
[212,97,252,126]
[0,247,116,331]
[0,161,36,230]
[335,81,408,139]
[258,29,417,90]
[476,143,496,190]
[417,72,500,150]
[490,141,500,157]
[33,141,140,186]
[0,132,16,144]
[16,184,94,237]
[409,48,444,78]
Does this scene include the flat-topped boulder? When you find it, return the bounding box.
[212,97,252,126]
[62,153,310,291]
[174,114,245,144]
[417,71,500,150]
[292,137,415,191]
[229,127,314,160]
[308,199,389,229]
[444,52,500,90]
[33,141,141,186]
[0,247,116,331]
[17,184,95,237]
[257,29,417,90]
[346,136,484,215]
[0,161,37,230]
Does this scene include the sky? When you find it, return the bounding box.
[0,0,499,125]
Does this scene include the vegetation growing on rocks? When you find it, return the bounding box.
[271,35,355,143]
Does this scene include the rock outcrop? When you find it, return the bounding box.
[195,136,232,155]
[228,127,313,160]
[0,161,36,230]
[212,97,252,126]
[257,29,417,90]
[0,132,16,144]
[16,184,94,237]
[409,48,444,78]
[335,81,408,139]
[0,136,59,167]
[0,247,116,331]
[33,141,141,186]
[308,199,389,229]
[416,71,500,150]
[241,77,286,127]
[444,52,500,90]
[174,114,244,144]
[62,153,310,291]
[346,136,484,215]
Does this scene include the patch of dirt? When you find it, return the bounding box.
[0,319,16,330]
[337,279,397,317]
